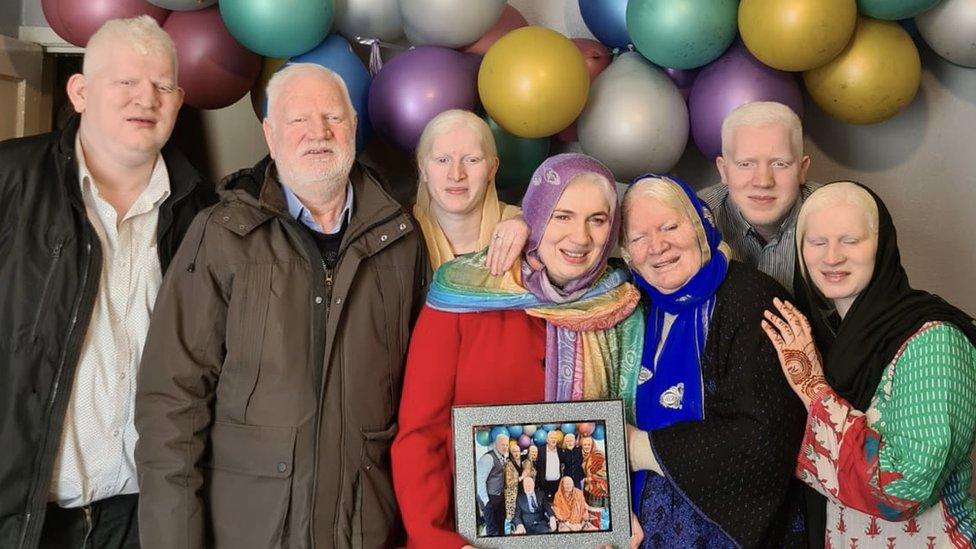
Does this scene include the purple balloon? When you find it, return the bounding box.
[688,42,803,161]
[663,67,700,101]
[368,46,480,152]
[518,434,532,449]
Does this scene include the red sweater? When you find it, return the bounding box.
[391,305,546,548]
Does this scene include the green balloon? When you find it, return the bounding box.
[626,0,739,70]
[487,118,550,196]
[220,0,334,58]
[857,0,941,20]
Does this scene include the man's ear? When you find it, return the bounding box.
[66,73,88,114]
[798,154,811,184]
[262,118,276,159]
[715,156,728,185]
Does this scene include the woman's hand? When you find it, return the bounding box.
[486,216,529,276]
[630,512,644,549]
[761,297,829,408]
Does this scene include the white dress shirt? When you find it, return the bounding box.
[48,137,170,507]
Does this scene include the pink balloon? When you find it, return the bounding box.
[577,422,596,437]
[42,0,170,47]
[555,39,611,143]
[572,38,612,81]
[164,7,261,109]
[461,4,528,55]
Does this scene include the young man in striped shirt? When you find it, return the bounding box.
[699,101,818,294]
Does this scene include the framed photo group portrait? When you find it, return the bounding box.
[452,399,631,548]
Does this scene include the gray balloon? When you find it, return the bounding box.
[398,0,506,47]
[147,0,216,10]
[917,0,976,68]
[334,0,404,42]
[577,52,689,182]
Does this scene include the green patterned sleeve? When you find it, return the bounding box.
[878,323,976,511]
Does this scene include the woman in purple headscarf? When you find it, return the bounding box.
[391,153,644,548]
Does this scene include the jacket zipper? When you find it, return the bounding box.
[20,238,95,548]
[30,240,65,340]
[298,212,409,548]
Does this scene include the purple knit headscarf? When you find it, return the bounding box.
[521,153,619,303]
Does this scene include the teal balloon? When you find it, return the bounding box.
[858,0,942,20]
[542,423,558,431]
[533,429,548,445]
[220,0,334,58]
[507,425,524,438]
[560,423,577,435]
[626,0,739,70]
[487,117,549,193]
[475,429,491,447]
[592,424,606,440]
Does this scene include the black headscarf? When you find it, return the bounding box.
[795,182,976,410]
[793,181,976,547]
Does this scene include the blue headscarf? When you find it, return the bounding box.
[628,174,729,432]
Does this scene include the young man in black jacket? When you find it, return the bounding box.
[0,15,214,548]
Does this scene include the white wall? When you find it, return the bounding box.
[191,0,976,315]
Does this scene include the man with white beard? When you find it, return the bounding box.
[134,63,427,548]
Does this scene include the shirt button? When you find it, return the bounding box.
[276,462,288,473]
[315,296,323,304]
[119,372,127,380]
[112,429,120,437]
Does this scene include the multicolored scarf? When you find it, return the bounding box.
[427,153,644,402]
[622,175,729,431]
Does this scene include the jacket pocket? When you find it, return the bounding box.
[30,238,65,341]
[205,421,296,549]
[221,264,273,423]
[354,423,399,549]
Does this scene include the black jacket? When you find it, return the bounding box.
[0,116,215,548]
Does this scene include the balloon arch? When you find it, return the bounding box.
[42,0,976,194]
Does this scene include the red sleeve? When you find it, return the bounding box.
[391,306,469,549]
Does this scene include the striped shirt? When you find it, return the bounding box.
[697,182,820,294]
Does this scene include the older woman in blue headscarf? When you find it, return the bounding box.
[619,175,807,548]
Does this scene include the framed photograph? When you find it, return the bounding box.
[452,399,631,548]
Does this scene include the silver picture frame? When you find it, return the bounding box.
[452,399,632,548]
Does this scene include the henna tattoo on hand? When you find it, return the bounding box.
[782,350,827,400]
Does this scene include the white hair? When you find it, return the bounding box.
[84,15,177,80]
[415,109,498,167]
[721,101,803,160]
[264,63,356,122]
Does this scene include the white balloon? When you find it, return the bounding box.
[578,52,689,182]
[147,0,215,9]
[334,0,404,42]
[917,0,976,68]
[398,0,506,47]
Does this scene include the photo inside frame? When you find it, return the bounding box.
[471,420,611,538]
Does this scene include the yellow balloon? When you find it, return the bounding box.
[478,26,589,138]
[803,17,920,125]
[739,0,857,71]
[250,57,288,120]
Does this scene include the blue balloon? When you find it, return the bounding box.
[289,34,373,152]
[475,429,491,447]
[579,0,631,49]
[507,425,523,438]
[592,424,606,441]
[560,423,577,435]
[533,429,548,445]
[489,426,509,444]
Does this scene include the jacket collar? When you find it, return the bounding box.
[217,158,409,248]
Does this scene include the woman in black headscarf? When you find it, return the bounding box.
[763,181,976,548]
